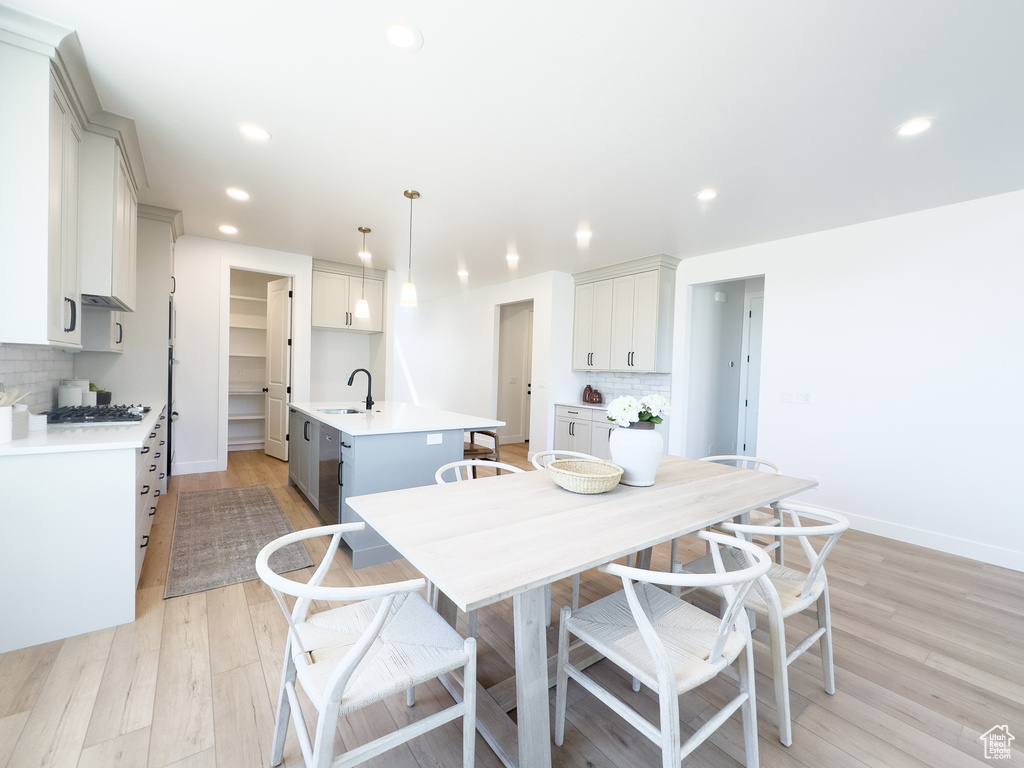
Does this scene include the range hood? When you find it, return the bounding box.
[81,292,132,310]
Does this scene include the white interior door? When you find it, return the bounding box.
[265,277,292,460]
[737,294,764,455]
[524,309,533,442]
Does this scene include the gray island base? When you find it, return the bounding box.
[288,401,502,568]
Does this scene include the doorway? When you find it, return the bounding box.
[227,269,293,459]
[496,300,534,444]
[685,277,765,458]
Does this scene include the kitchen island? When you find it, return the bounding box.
[288,401,502,568]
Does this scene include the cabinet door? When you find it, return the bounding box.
[609,275,636,370]
[348,277,384,332]
[628,270,660,370]
[590,419,614,460]
[47,77,81,346]
[554,416,574,451]
[572,283,595,369]
[572,280,613,370]
[288,409,308,494]
[311,272,349,328]
[115,156,137,310]
[81,307,124,352]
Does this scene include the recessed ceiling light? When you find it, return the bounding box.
[226,188,250,201]
[896,117,932,137]
[238,123,271,142]
[219,225,238,235]
[387,23,423,50]
[696,188,718,201]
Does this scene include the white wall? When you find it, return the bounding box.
[174,236,312,474]
[391,270,577,455]
[670,190,1024,570]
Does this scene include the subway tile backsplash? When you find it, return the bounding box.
[579,372,672,405]
[0,344,75,412]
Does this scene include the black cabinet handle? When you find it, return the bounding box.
[159,472,165,480]
[141,535,149,548]
[141,484,150,495]
[116,322,123,343]
[65,297,77,332]
[159,440,165,446]
[171,275,176,294]
[262,387,269,393]
[303,420,310,441]
[337,459,343,487]
[154,452,161,459]
[141,446,150,454]
[150,464,157,472]
[150,432,157,439]
[149,506,156,516]
[154,490,161,498]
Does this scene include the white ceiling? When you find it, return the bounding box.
[7,1,1024,301]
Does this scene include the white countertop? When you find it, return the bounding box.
[0,405,165,457]
[556,402,609,411]
[290,401,503,436]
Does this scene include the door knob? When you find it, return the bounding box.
[262,387,269,393]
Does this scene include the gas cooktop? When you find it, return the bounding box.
[47,405,149,424]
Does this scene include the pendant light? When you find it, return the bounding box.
[400,190,420,306]
[354,226,371,319]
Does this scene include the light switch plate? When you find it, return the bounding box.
[426,433,442,445]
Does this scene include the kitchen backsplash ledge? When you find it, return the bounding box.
[0,344,75,412]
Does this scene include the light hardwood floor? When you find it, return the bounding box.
[1,447,1021,768]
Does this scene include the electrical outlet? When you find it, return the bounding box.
[797,392,812,405]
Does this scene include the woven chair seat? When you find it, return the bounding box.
[680,549,825,618]
[565,582,747,693]
[295,591,470,715]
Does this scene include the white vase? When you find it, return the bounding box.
[608,423,663,486]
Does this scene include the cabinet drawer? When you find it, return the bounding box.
[555,405,590,420]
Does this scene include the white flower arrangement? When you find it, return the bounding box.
[606,393,670,427]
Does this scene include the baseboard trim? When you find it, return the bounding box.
[171,458,221,476]
[843,510,1023,573]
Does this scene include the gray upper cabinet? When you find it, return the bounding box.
[572,255,680,373]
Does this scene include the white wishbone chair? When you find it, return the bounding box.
[692,455,786,565]
[255,523,477,768]
[678,502,849,746]
[554,531,772,768]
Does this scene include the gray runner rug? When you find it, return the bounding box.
[165,484,313,598]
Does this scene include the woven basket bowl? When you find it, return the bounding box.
[547,459,624,494]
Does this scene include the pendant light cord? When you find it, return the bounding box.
[407,195,414,280]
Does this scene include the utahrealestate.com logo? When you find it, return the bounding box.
[980,726,1015,760]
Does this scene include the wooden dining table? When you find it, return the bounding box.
[346,454,816,768]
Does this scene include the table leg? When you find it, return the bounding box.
[513,586,553,768]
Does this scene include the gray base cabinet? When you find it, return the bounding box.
[287,408,319,508]
[340,429,463,569]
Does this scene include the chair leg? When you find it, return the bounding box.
[766,609,792,747]
[738,640,760,768]
[818,588,836,695]
[407,685,416,706]
[463,637,478,768]
[670,537,678,570]
[545,584,552,627]
[658,680,682,768]
[571,573,580,611]
[312,700,341,768]
[553,606,572,746]
[271,646,296,766]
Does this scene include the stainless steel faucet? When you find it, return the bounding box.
[347,368,373,410]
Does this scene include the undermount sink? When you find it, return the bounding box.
[316,407,363,415]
